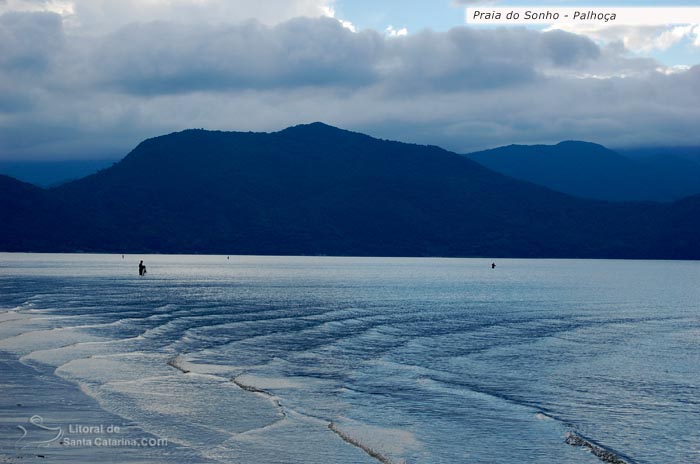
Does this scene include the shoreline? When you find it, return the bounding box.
[2,251,700,263]
[0,350,204,463]
[3,256,691,463]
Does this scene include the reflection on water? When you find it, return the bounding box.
[1,254,699,463]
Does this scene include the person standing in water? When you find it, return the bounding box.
[139,260,146,276]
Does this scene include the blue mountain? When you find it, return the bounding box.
[0,159,117,188]
[1,124,699,258]
[467,141,700,202]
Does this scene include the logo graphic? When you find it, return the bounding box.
[16,415,64,450]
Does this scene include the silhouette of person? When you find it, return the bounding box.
[491,262,496,269]
[139,260,146,276]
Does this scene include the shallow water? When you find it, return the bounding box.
[1,254,699,463]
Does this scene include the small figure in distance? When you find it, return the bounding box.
[139,260,147,276]
[491,262,496,269]
[227,256,230,260]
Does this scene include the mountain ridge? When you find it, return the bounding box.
[467,141,700,202]
[2,124,698,259]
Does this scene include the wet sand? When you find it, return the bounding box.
[0,352,208,463]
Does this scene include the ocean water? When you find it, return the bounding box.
[0,254,699,463]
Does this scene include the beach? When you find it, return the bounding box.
[1,254,699,463]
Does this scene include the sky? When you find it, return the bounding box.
[0,0,699,159]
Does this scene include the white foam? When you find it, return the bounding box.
[0,310,30,323]
[232,374,305,391]
[94,372,283,450]
[209,410,379,464]
[167,355,242,377]
[55,352,174,385]
[0,315,55,340]
[0,327,106,356]
[330,417,421,463]
[21,335,148,368]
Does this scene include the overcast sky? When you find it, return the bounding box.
[1,0,699,159]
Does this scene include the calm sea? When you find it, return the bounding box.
[1,254,698,463]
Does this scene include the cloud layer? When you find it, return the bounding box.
[0,6,699,159]
[0,0,334,30]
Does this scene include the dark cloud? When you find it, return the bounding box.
[0,12,699,159]
[87,19,602,95]
[91,17,383,94]
[0,12,63,74]
[537,29,600,66]
[380,27,600,92]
